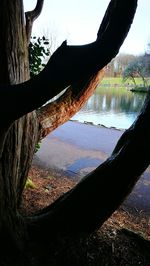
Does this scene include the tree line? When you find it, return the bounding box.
[106,52,150,84]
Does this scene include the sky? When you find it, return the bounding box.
[24,0,150,55]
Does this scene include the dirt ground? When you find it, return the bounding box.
[21,164,150,266]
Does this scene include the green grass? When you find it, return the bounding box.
[95,77,150,94]
[96,85,130,96]
[100,77,123,85]
[99,77,150,87]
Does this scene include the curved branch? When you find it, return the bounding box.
[25,0,44,44]
[38,69,104,139]
[28,93,150,239]
[0,0,137,126]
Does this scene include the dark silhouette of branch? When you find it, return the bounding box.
[25,0,44,44]
[0,0,137,126]
[28,93,150,239]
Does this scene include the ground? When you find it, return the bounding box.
[20,164,150,266]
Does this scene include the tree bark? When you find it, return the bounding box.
[0,0,137,125]
[0,0,39,250]
[25,0,44,44]
[38,69,104,138]
[26,0,140,239]
[0,0,140,256]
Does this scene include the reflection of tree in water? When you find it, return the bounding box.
[82,89,146,115]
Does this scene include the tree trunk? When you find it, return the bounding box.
[0,0,139,261]
[0,0,39,251]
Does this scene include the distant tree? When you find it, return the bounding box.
[142,53,150,77]
[115,53,136,75]
[123,60,139,86]
[106,53,136,77]
[123,56,149,87]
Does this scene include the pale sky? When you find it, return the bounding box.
[24,0,150,55]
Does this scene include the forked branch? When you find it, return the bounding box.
[25,0,44,44]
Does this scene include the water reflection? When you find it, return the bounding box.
[72,87,147,129]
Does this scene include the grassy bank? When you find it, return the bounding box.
[99,77,150,87]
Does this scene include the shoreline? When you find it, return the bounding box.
[70,119,125,132]
[34,120,150,220]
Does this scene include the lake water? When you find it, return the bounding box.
[72,86,147,130]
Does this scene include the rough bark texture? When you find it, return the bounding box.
[26,0,139,239]
[25,0,44,44]
[0,0,140,256]
[0,0,29,84]
[0,0,39,249]
[38,69,104,138]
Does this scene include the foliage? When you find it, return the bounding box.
[28,37,48,153]
[29,36,48,154]
[29,36,50,77]
[35,141,41,153]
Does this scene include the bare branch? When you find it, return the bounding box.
[25,0,44,44]
[0,0,137,126]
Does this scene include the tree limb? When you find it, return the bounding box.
[28,93,150,239]
[0,0,137,126]
[37,0,137,139]
[37,69,104,139]
[25,0,44,44]
[22,0,141,239]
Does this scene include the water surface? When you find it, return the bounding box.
[72,86,147,129]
